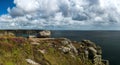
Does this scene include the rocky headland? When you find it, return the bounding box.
[0,30,109,65]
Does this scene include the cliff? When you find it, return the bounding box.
[0,30,109,65]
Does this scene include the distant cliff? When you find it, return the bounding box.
[0,30,109,65]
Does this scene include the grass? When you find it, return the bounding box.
[0,36,94,65]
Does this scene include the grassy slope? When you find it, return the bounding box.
[0,36,93,65]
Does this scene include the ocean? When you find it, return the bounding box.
[14,30,119,65]
[51,30,120,65]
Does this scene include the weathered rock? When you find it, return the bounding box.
[68,43,78,54]
[8,32,15,36]
[36,30,51,38]
[31,42,40,45]
[61,46,71,54]
[88,47,97,55]
[96,46,102,55]
[102,60,109,65]
[38,49,46,54]
[0,31,109,65]
[28,34,109,65]
[84,50,89,58]
[28,35,36,38]
[93,55,102,65]
[0,32,15,36]
[82,40,97,48]
[88,47,97,60]
[61,40,69,46]
[76,40,109,65]
[26,59,40,65]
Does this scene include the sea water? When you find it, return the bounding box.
[15,30,119,65]
[51,30,120,65]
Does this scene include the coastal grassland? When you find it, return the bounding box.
[0,36,94,65]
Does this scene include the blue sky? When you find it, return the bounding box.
[0,0,120,30]
[0,0,15,15]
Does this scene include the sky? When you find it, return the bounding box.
[0,0,120,30]
[0,0,14,15]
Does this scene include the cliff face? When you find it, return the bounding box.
[0,31,109,65]
[29,38,109,65]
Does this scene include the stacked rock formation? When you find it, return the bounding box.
[29,30,109,65]
[0,30,109,65]
[77,40,109,65]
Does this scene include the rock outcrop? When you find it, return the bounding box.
[29,37,109,65]
[36,30,51,38]
[0,30,109,65]
[28,30,51,38]
[26,59,40,65]
[77,40,109,65]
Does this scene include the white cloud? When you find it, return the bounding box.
[0,0,120,30]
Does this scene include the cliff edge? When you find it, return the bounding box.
[0,30,109,65]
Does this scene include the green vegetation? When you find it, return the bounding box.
[0,36,94,65]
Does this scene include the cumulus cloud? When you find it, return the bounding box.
[0,0,120,30]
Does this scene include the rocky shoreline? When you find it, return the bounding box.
[0,30,109,65]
